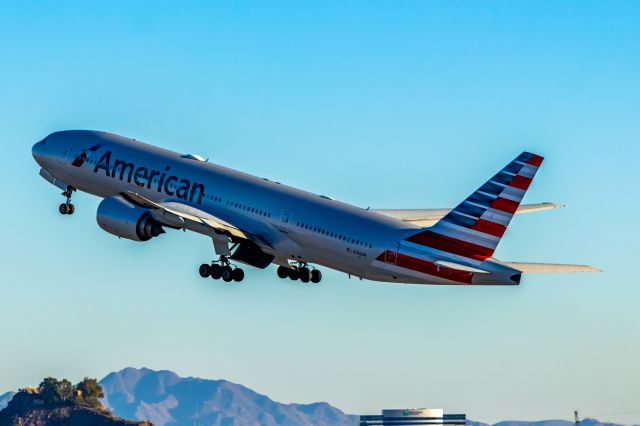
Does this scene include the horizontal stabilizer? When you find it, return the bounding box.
[514,202,565,214]
[374,202,564,227]
[503,262,602,273]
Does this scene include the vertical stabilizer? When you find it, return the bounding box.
[406,152,544,261]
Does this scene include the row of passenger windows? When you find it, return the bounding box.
[203,193,222,202]
[295,221,373,249]
[226,199,272,217]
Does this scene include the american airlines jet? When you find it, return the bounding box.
[32,130,599,285]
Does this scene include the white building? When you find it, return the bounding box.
[359,408,466,426]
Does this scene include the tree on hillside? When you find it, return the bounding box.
[76,377,104,408]
[58,379,74,402]
[39,377,60,403]
[38,377,74,404]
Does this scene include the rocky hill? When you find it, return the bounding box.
[100,367,357,426]
[0,383,152,426]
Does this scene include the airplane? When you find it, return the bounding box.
[31,130,600,285]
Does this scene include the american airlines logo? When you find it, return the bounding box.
[71,143,104,167]
[91,150,205,204]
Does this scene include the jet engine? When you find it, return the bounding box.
[96,195,165,241]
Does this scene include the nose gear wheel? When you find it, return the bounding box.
[58,187,76,215]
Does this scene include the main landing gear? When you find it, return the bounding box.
[199,256,244,283]
[58,188,75,215]
[277,264,322,284]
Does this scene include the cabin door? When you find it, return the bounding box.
[278,209,294,233]
[382,241,400,265]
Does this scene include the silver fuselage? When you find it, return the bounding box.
[32,130,516,285]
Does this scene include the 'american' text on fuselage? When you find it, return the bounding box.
[93,151,205,204]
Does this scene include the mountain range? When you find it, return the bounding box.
[469,420,632,426]
[99,367,356,426]
[0,369,634,426]
[0,391,16,411]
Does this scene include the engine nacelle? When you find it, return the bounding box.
[96,195,164,242]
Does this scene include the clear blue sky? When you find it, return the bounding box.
[1,1,638,423]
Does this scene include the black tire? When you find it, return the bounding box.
[311,269,322,283]
[221,266,234,282]
[67,204,75,215]
[277,266,289,279]
[289,268,300,281]
[59,204,68,215]
[210,264,222,279]
[232,268,245,282]
[299,267,311,283]
[198,264,211,278]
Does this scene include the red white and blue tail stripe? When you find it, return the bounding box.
[405,152,544,261]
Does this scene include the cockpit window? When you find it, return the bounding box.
[39,137,48,145]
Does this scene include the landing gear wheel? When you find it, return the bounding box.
[299,267,311,283]
[210,264,222,280]
[289,268,300,281]
[59,188,75,215]
[311,269,322,283]
[199,264,211,278]
[221,266,234,282]
[232,268,245,282]
[277,266,289,279]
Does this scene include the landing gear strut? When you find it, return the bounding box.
[199,255,244,283]
[58,188,75,215]
[276,263,322,284]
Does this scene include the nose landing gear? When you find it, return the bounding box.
[199,256,244,283]
[58,188,75,215]
[276,264,322,284]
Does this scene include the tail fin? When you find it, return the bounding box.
[406,152,544,261]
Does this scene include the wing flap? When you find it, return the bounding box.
[503,262,602,273]
[121,192,248,240]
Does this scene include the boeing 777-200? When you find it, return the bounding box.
[32,130,599,285]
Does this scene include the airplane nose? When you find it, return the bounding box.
[32,138,47,165]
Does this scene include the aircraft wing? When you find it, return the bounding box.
[121,191,248,240]
[373,202,564,227]
[501,262,602,273]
